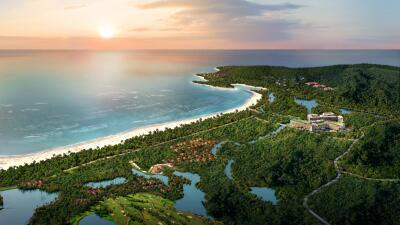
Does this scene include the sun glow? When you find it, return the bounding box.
[98,26,114,39]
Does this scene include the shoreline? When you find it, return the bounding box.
[0,84,262,170]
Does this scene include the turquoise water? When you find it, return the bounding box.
[85,177,127,188]
[0,189,57,225]
[78,214,115,225]
[0,50,398,155]
[294,98,318,113]
[132,168,169,185]
[173,171,209,218]
[224,160,235,180]
[0,51,252,155]
[250,187,277,205]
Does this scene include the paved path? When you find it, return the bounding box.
[64,115,255,172]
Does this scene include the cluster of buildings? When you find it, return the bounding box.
[165,138,217,165]
[305,82,334,91]
[289,112,346,132]
[149,163,173,174]
[22,179,44,188]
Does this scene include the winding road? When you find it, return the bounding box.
[303,120,400,225]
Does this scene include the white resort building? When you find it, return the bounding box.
[289,112,345,132]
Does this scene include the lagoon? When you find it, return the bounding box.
[131,169,169,185]
[225,160,235,180]
[250,187,277,205]
[340,108,353,114]
[0,189,57,225]
[173,171,209,218]
[294,98,318,113]
[85,177,127,188]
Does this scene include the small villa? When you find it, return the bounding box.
[305,82,335,91]
[149,163,173,174]
[289,112,345,132]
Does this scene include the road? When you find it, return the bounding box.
[303,120,400,225]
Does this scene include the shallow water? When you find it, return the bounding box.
[85,177,127,188]
[269,93,276,103]
[294,98,318,113]
[225,160,235,180]
[211,142,225,156]
[340,108,352,114]
[131,168,169,185]
[0,189,57,225]
[250,187,277,205]
[173,171,209,218]
[1,50,398,155]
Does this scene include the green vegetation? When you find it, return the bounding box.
[341,120,400,178]
[0,64,399,225]
[197,64,400,116]
[308,176,400,225]
[84,193,219,225]
[227,129,351,194]
[194,129,349,225]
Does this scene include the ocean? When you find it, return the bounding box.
[0,50,399,155]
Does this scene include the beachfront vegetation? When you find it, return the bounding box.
[0,64,399,225]
[197,64,400,116]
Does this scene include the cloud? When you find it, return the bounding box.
[136,0,305,42]
[64,4,88,10]
[129,27,151,32]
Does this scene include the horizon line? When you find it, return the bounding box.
[0,48,399,51]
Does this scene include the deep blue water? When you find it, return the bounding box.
[85,177,127,188]
[0,189,57,225]
[0,50,398,155]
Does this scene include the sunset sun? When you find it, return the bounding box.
[99,26,114,39]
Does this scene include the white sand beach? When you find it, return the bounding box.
[0,85,262,170]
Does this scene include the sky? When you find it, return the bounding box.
[0,0,399,49]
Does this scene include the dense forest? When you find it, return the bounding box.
[341,120,400,178]
[0,64,399,225]
[197,64,400,116]
[308,176,400,225]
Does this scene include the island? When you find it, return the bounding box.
[0,64,399,225]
